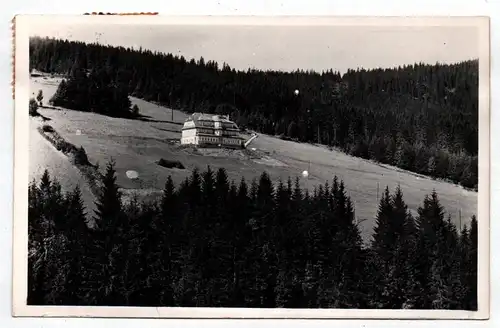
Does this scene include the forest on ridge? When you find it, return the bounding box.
[29,36,479,190]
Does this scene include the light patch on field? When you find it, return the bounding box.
[126,170,139,179]
[252,156,288,167]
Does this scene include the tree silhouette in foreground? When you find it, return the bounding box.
[27,162,478,309]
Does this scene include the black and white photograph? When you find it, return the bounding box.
[12,15,490,319]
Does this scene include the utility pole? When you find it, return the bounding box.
[377,182,379,201]
[459,209,462,230]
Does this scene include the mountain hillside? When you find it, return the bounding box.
[29,36,479,189]
[29,75,477,243]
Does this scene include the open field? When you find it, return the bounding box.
[29,76,477,242]
[29,117,97,223]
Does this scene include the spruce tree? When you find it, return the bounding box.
[274,179,293,306]
[233,177,254,306]
[467,216,478,310]
[383,187,420,308]
[336,186,364,308]
[27,179,44,305]
[225,180,245,306]
[207,167,232,306]
[92,159,127,305]
[201,166,216,221]
[161,176,176,217]
[36,89,44,106]
[158,176,176,306]
[29,98,39,116]
[245,172,275,307]
[128,202,163,306]
[284,177,308,308]
[414,190,447,309]
[94,160,123,229]
[370,186,394,307]
[62,186,89,305]
[40,172,67,304]
[372,186,394,261]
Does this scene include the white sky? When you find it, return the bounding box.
[29,21,479,74]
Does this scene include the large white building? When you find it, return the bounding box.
[181,113,244,148]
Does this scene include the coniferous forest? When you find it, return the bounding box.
[29,36,479,189]
[28,161,477,309]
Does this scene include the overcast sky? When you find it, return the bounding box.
[29,22,479,74]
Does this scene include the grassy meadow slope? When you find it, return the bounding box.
[29,76,477,241]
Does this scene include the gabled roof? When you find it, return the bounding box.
[184,112,239,131]
[187,112,234,123]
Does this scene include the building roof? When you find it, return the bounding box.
[184,112,239,130]
[187,112,234,123]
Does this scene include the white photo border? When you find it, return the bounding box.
[11,14,491,320]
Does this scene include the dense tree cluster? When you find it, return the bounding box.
[28,161,478,309]
[48,63,136,118]
[29,36,478,189]
[369,187,477,309]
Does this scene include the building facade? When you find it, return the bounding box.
[181,113,244,148]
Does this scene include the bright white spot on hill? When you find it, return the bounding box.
[76,129,81,135]
[302,170,309,178]
[251,148,256,151]
[126,170,139,179]
[294,89,300,96]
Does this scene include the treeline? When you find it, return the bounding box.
[29,37,478,189]
[48,63,140,118]
[28,161,477,309]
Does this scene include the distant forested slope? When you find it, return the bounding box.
[29,36,479,189]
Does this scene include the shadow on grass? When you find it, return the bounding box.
[30,110,52,122]
[156,158,185,170]
[138,117,183,125]
[153,126,181,134]
[39,113,52,122]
